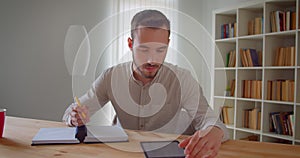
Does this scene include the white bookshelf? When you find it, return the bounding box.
[213,0,300,145]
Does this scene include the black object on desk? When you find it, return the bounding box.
[141,140,185,158]
[75,125,87,143]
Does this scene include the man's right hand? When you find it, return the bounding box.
[70,105,90,126]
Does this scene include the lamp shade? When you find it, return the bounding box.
[64,25,90,76]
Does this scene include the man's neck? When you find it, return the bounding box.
[133,71,153,85]
[132,63,153,85]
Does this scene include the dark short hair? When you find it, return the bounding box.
[131,9,170,39]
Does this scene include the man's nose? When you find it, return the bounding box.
[146,54,154,63]
[146,50,161,63]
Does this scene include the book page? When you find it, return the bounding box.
[32,128,79,145]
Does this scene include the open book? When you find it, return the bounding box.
[32,126,128,145]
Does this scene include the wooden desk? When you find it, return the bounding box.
[1,116,300,158]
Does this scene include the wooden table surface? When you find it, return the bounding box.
[1,116,300,158]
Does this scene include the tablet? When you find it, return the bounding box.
[140,140,185,158]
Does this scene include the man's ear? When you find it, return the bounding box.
[128,37,133,50]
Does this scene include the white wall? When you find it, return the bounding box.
[0,0,265,121]
[177,0,259,104]
[0,0,113,121]
[179,0,261,36]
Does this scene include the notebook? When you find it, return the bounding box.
[84,126,128,143]
[31,126,128,145]
[32,128,80,145]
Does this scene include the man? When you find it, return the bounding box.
[63,9,228,158]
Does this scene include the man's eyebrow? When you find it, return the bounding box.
[157,46,168,49]
[137,44,168,49]
[137,45,150,49]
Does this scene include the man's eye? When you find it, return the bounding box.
[138,49,149,53]
[156,49,166,53]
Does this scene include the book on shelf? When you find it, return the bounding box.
[257,111,261,130]
[271,80,277,100]
[32,125,128,145]
[270,10,296,32]
[274,46,295,66]
[240,48,248,67]
[243,108,261,130]
[214,1,299,145]
[289,81,295,102]
[291,11,296,30]
[224,80,235,97]
[266,80,295,102]
[248,16,263,35]
[286,11,290,31]
[243,109,249,128]
[240,48,262,67]
[246,49,253,67]
[267,80,272,100]
[221,22,237,39]
[220,106,234,125]
[226,50,236,67]
[230,79,235,97]
[289,114,295,135]
[276,81,282,101]
[242,80,262,99]
[269,112,294,136]
[240,135,259,141]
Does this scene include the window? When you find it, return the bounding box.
[111,0,179,65]
[94,1,179,125]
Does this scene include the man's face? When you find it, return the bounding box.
[130,27,169,79]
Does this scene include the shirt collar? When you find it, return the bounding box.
[130,62,164,86]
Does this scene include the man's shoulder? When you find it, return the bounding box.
[161,62,191,76]
[160,63,199,85]
[103,62,132,75]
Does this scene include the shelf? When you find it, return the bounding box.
[237,67,263,70]
[235,127,261,135]
[236,97,262,102]
[215,67,236,70]
[215,38,236,43]
[264,66,297,70]
[238,34,264,40]
[295,140,300,143]
[262,132,294,141]
[265,30,297,37]
[225,124,235,129]
[264,100,295,106]
[214,96,235,100]
[213,0,299,144]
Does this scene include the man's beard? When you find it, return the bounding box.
[134,61,161,79]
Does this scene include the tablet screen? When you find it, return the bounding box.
[140,141,185,158]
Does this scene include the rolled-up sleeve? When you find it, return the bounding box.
[62,69,110,126]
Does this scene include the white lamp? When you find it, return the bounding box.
[64,25,90,76]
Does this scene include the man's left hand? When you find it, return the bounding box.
[179,126,224,158]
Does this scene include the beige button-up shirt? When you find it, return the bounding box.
[63,62,228,141]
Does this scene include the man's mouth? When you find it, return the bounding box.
[144,64,159,72]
